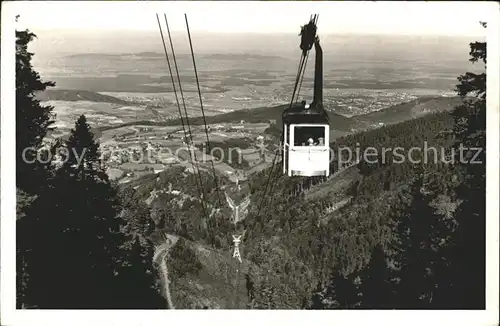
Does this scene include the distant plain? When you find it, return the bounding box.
[29,31,481,132]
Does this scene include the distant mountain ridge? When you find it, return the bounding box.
[31,30,476,60]
[201,53,287,61]
[35,89,130,105]
[355,96,465,125]
[63,52,287,61]
[186,103,358,132]
[64,52,189,60]
[167,96,464,132]
[37,88,464,138]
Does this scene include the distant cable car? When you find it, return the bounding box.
[282,26,330,177]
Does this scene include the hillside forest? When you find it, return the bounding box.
[16,23,487,309]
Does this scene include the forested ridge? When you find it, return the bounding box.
[16,29,163,308]
[239,26,486,308]
[16,24,486,310]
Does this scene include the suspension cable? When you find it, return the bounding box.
[156,14,210,230]
[168,13,244,309]
[254,49,308,220]
[295,51,310,103]
[241,39,312,310]
[289,53,307,111]
[250,24,317,307]
[162,14,211,225]
[269,15,319,202]
[158,13,317,309]
[156,14,188,150]
[184,13,224,208]
[256,14,319,218]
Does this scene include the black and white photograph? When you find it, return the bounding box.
[1,1,499,325]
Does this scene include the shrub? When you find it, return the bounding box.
[167,238,203,278]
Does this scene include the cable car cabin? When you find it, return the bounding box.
[282,18,330,177]
[282,102,330,177]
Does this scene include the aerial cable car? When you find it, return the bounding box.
[282,18,330,177]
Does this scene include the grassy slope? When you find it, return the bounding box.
[167,237,261,309]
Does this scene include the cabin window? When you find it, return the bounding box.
[293,126,326,147]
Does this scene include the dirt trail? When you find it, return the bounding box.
[153,234,179,309]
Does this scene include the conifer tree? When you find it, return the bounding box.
[119,187,155,239]
[442,22,487,309]
[391,176,430,308]
[21,114,162,308]
[24,115,118,307]
[316,269,360,309]
[16,28,58,308]
[16,29,56,195]
[358,245,393,309]
[61,114,103,178]
[309,281,332,309]
[113,235,162,308]
[392,173,457,309]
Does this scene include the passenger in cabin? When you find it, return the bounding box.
[318,137,324,146]
[307,138,314,146]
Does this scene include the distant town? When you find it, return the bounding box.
[96,122,276,185]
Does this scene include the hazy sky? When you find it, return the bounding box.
[9,1,494,36]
